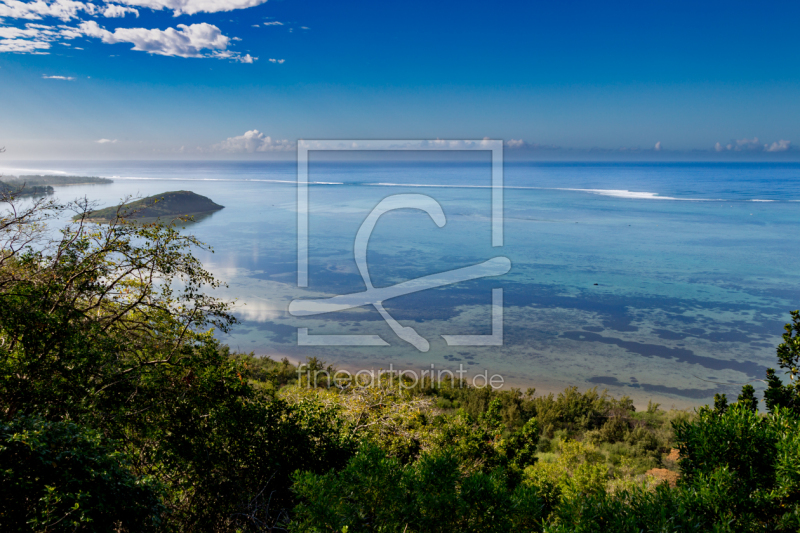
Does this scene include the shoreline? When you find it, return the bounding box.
[253,350,699,411]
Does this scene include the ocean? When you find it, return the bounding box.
[3,159,799,408]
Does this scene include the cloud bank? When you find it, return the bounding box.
[0,0,274,61]
[715,137,792,153]
[110,0,269,16]
[79,20,232,58]
[0,0,95,22]
[213,130,293,153]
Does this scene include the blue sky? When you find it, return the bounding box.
[1,0,799,159]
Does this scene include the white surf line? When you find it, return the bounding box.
[369,182,715,201]
[108,176,343,185]
[0,167,71,175]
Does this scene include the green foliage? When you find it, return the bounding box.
[670,400,800,529]
[129,350,355,531]
[290,444,545,533]
[737,384,758,413]
[434,412,502,469]
[0,198,234,423]
[765,310,800,414]
[499,417,540,471]
[230,352,299,389]
[675,402,776,495]
[0,416,164,532]
[545,477,746,533]
[524,440,608,504]
[713,393,728,414]
[0,198,355,531]
[7,194,800,532]
[598,415,628,443]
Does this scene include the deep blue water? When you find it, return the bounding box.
[3,160,799,407]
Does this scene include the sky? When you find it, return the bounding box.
[0,0,799,159]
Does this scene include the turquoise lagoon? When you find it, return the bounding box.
[3,159,800,407]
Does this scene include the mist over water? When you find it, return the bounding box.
[4,159,800,407]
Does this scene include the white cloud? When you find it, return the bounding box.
[1,20,253,61]
[78,20,248,59]
[0,0,95,22]
[267,57,284,63]
[733,137,762,151]
[262,21,282,26]
[42,74,74,79]
[95,138,117,143]
[0,2,275,62]
[714,137,792,153]
[0,21,84,54]
[0,37,49,52]
[213,130,293,153]
[0,26,43,38]
[497,139,563,151]
[57,25,84,39]
[108,0,269,16]
[102,4,139,17]
[766,140,791,152]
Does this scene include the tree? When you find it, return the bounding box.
[765,311,800,414]
[0,416,164,532]
[0,195,355,530]
[0,195,235,421]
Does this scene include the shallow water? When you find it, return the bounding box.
[4,159,800,408]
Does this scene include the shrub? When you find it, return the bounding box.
[0,416,164,532]
[290,444,545,533]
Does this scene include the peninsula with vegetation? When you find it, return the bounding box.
[3,174,113,186]
[0,180,53,197]
[85,190,224,222]
[0,174,112,198]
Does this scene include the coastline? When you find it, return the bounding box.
[253,349,700,411]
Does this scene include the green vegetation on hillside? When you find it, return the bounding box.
[85,190,224,221]
[3,193,800,532]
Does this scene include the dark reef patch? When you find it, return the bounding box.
[564,331,766,377]
[653,329,690,341]
[250,321,297,344]
[587,376,721,399]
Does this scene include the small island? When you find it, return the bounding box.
[85,190,224,222]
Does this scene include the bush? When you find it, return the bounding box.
[290,444,545,533]
[674,402,777,495]
[0,416,164,532]
[524,440,608,504]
